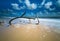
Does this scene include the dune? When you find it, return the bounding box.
[0,24,60,41]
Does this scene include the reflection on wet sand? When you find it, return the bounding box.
[0,24,60,41]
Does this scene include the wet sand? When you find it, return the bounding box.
[0,24,60,41]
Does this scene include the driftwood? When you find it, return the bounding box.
[9,11,40,25]
[0,21,4,25]
[9,12,26,25]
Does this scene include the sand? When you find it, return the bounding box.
[0,24,60,41]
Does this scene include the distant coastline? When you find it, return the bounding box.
[0,16,60,19]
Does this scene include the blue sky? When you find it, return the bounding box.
[0,0,60,18]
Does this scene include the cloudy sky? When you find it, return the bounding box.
[0,0,60,18]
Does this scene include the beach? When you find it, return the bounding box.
[0,24,60,41]
[0,18,60,41]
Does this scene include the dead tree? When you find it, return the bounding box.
[9,11,26,25]
[36,13,39,25]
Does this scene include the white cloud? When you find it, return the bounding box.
[44,10,49,14]
[41,0,46,6]
[57,0,60,6]
[44,2,55,11]
[30,3,37,10]
[19,0,23,3]
[8,9,13,12]
[48,8,55,11]
[25,0,30,6]
[11,3,20,10]
[25,0,37,10]
[37,10,50,16]
[57,0,60,4]
[37,11,41,14]
[20,5,26,9]
[11,3,25,10]
[18,0,37,10]
[38,0,46,8]
[44,2,52,9]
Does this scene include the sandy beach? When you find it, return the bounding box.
[0,24,60,41]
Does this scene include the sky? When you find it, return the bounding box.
[0,0,60,18]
